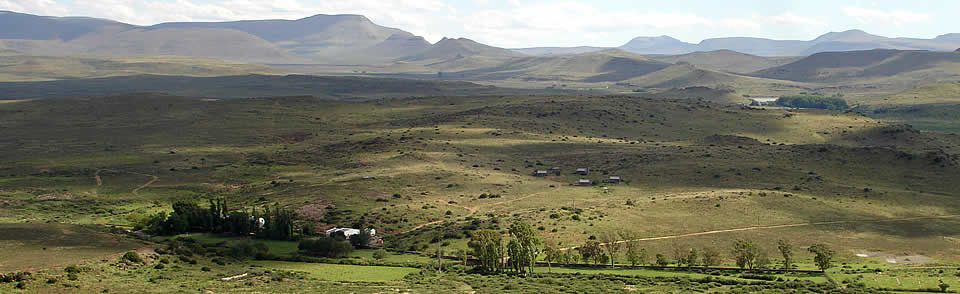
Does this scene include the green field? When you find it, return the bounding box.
[249,261,419,281]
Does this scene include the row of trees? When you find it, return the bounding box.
[776,95,850,110]
[137,199,308,241]
[562,232,835,271]
[468,222,542,273]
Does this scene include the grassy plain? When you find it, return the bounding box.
[0,92,958,292]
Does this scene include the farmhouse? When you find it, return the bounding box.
[575,168,589,175]
[325,227,376,239]
[749,98,778,106]
[576,179,592,186]
[606,176,622,184]
[533,170,548,177]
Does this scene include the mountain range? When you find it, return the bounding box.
[2,10,959,66]
[519,30,960,57]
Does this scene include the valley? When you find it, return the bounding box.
[0,8,959,294]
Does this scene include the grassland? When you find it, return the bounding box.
[0,91,958,292]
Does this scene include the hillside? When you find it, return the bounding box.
[0,74,551,99]
[753,49,960,82]
[649,50,801,74]
[0,55,284,82]
[511,46,609,56]
[404,37,524,62]
[0,10,133,40]
[440,50,672,82]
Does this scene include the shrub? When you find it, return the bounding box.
[121,252,143,264]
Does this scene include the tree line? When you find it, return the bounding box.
[776,95,850,111]
[134,198,310,241]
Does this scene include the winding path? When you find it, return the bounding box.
[93,168,159,195]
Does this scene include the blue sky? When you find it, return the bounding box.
[0,0,955,48]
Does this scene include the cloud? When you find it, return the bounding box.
[0,0,70,16]
[842,7,931,25]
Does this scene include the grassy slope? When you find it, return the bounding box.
[0,54,284,82]
[1,93,959,267]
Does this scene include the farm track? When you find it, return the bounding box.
[562,214,960,250]
[94,168,159,195]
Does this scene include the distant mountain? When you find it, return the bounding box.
[752,49,960,82]
[619,36,696,55]
[0,10,133,40]
[150,14,431,62]
[0,11,444,64]
[511,46,610,56]
[615,30,960,56]
[649,50,800,74]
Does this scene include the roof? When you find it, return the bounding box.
[536,170,548,173]
[750,98,778,102]
[576,168,588,171]
[609,176,622,179]
[578,179,592,183]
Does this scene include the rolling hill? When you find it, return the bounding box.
[439,50,671,82]
[0,54,284,82]
[753,49,960,82]
[649,50,801,74]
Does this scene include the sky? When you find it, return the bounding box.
[0,0,955,48]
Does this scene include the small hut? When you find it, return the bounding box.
[606,176,623,184]
[575,168,589,175]
[576,179,592,186]
[533,170,548,177]
[551,167,561,176]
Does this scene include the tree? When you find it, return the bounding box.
[807,244,834,271]
[686,248,700,267]
[755,251,771,269]
[566,248,580,265]
[579,241,603,264]
[454,248,468,265]
[506,238,524,273]
[468,229,504,273]
[349,229,374,249]
[599,230,623,267]
[777,239,793,269]
[672,242,689,266]
[508,221,542,273]
[939,283,950,293]
[625,243,642,266]
[731,239,759,269]
[298,236,353,257]
[373,249,387,261]
[701,247,721,267]
[655,253,669,266]
[542,242,563,272]
[638,248,648,266]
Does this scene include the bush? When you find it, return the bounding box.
[154,263,165,270]
[299,237,354,257]
[373,249,388,260]
[121,252,143,264]
[228,240,269,260]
